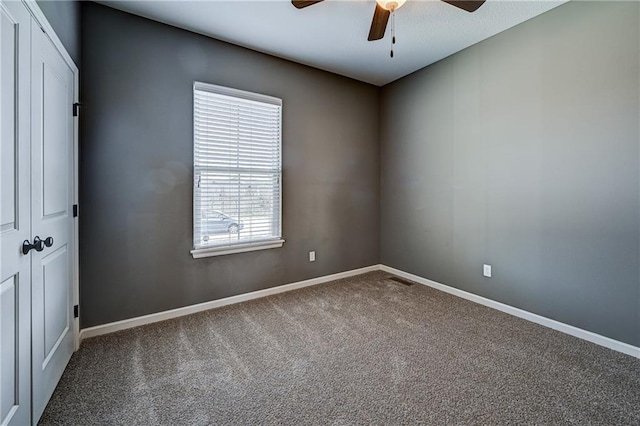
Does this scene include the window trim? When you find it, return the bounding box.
[191,239,285,259]
[191,82,284,259]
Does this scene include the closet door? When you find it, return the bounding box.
[29,20,75,425]
[0,2,32,425]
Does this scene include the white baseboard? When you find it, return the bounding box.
[379,265,640,359]
[79,264,381,341]
[80,263,639,359]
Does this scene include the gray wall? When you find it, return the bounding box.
[381,1,640,346]
[80,3,380,328]
[37,0,80,65]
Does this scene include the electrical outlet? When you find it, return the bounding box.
[483,264,492,278]
[309,251,316,262]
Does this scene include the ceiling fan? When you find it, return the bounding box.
[291,0,486,41]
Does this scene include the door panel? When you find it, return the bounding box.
[0,7,16,231]
[41,63,69,218]
[30,21,74,425]
[0,2,32,425]
[42,246,70,362]
[0,276,18,424]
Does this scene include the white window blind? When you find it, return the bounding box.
[193,82,282,254]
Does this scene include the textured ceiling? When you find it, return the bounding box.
[98,0,567,86]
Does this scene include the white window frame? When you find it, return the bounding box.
[190,82,284,259]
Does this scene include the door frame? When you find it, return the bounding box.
[22,0,80,350]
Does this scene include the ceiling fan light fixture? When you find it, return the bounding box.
[376,0,407,12]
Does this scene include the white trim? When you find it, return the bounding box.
[79,265,380,341]
[22,1,78,71]
[191,239,285,258]
[79,263,640,359]
[379,265,640,359]
[71,63,80,351]
[192,81,283,257]
[22,0,81,351]
[72,55,80,351]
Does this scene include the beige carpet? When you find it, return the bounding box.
[40,271,640,425]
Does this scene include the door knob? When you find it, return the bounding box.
[44,237,54,248]
[22,236,44,255]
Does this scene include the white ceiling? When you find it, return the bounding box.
[98,0,567,86]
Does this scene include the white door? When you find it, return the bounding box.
[29,20,75,425]
[1,1,32,425]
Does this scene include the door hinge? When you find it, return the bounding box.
[73,305,79,318]
[73,204,78,218]
[73,102,83,117]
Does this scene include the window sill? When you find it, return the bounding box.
[191,239,285,259]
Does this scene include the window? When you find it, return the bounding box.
[191,82,283,258]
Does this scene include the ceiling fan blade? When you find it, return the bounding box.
[368,3,391,41]
[441,0,486,12]
[292,0,324,9]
